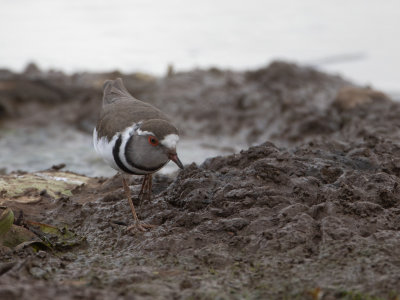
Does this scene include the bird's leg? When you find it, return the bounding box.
[121,175,148,232]
[148,175,153,200]
[138,175,148,208]
[138,175,149,201]
[138,174,153,204]
[145,174,152,201]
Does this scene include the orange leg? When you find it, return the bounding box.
[121,174,155,232]
[138,174,153,205]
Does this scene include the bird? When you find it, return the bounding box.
[93,78,183,232]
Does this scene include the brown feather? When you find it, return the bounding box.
[96,79,175,140]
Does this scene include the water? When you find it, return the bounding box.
[0,0,399,95]
[0,126,238,177]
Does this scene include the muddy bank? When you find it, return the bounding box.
[1,138,400,299]
[0,62,399,299]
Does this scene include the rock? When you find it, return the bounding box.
[333,86,390,110]
[0,171,93,204]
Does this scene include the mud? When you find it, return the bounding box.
[0,62,399,299]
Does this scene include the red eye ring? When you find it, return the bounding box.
[148,136,159,146]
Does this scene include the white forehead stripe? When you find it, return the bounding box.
[161,134,179,149]
[137,128,154,136]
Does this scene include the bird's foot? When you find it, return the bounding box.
[126,222,156,233]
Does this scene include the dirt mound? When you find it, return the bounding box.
[119,61,350,145]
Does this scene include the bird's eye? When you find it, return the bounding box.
[148,136,159,146]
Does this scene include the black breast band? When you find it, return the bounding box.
[113,134,165,175]
[112,135,138,175]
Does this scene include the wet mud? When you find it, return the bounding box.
[0,62,399,299]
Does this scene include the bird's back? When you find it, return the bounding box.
[96,78,170,140]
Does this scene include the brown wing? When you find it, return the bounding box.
[96,99,170,140]
[97,78,170,140]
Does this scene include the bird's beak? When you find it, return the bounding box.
[168,151,184,169]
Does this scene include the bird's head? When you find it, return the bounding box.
[125,119,183,172]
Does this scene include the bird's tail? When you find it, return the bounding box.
[102,78,135,106]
